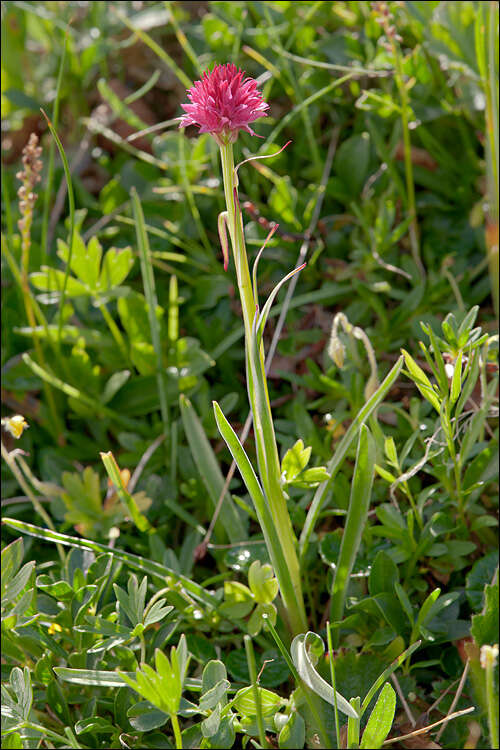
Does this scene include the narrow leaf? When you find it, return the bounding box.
[360,641,421,716]
[330,425,376,633]
[180,395,245,543]
[360,683,396,748]
[300,357,403,560]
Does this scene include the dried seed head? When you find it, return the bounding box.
[17,133,43,222]
[328,333,345,369]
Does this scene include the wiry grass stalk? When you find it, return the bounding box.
[478,1,499,319]
[390,37,425,280]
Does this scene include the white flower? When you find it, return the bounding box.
[480,644,499,670]
[1,415,29,439]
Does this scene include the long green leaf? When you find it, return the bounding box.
[180,395,245,543]
[300,356,403,561]
[330,425,376,637]
[1,518,216,609]
[212,400,302,628]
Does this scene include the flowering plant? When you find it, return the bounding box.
[180,64,308,635]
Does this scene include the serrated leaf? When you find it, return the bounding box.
[98,246,134,291]
[281,440,312,481]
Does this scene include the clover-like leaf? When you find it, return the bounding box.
[248,560,279,604]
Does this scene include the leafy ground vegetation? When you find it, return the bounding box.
[1,1,499,748]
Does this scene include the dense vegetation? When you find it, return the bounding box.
[1,2,498,748]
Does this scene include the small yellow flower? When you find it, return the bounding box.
[48,622,63,635]
[1,415,29,439]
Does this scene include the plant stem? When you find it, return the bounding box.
[484,0,499,320]
[347,696,361,749]
[99,301,128,361]
[218,142,306,635]
[170,712,183,750]
[485,652,499,749]
[41,29,68,258]
[244,634,266,747]
[327,623,341,750]
[391,39,425,280]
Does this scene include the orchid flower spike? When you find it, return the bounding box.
[179,63,269,146]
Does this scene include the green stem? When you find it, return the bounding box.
[244,634,266,747]
[41,110,76,348]
[484,1,499,320]
[327,623,341,750]
[347,696,361,749]
[99,302,128,362]
[485,654,499,749]
[41,29,68,258]
[218,141,306,635]
[170,712,183,750]
[17,721,81,748]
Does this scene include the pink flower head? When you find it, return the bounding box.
[179,63,269,145]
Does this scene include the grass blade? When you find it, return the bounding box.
[180,395,246,543]
[329,425,376,642]
[360,683,396,749]
[1,517,217,609]
[360,641,421,716]
[41,28,68,258]
[212,399,303,631]
[54,666,203,692]
[300,357,403,561]
[131,187,169,445]
[40,109,75,346]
